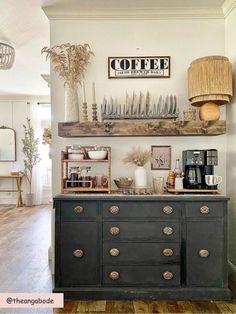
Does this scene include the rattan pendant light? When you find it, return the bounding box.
[0,42,15,70]
[188,56,233,121]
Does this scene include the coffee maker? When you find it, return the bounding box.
[182,149,218,189]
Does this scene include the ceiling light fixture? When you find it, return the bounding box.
[0,42,15,70]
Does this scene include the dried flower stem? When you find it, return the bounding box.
[41,43,94,87]
[123,146,151,167]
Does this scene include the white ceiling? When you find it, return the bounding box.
[0,0,229,98]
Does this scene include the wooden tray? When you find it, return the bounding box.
[167,188,221,194]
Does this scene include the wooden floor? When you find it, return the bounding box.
[1,204,236,314]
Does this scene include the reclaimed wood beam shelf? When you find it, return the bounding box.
[58,120,226,137]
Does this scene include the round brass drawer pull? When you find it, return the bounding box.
[110,248,120,257]
[163,271,174,280]
[163,226,174,235]
[109,271,120,280]
[163,206,173,215]
[200,206,210,214]
[109,205,120,214]
[74,206,84,214]
[163,248,174,257]
[199,249,210,258]
[110,227,120,235]
[73,249,84,258]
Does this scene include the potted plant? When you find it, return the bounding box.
[41,43,94,122]
[123,146,151,188]
[22,118,41,206]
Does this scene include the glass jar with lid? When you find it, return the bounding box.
[69,167,78,187]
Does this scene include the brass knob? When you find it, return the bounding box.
[163,226,173,235]
[163,206,173,214]
[73,249,84,258]
[200,206,210,214]
[110,248,120,257]
[163,271,174,280]
[109,205,120,214]
[199,249,210,258]
[109,271,120,280]
[110,227,120,235]
[163,248,174,257]
[74,206,84,214]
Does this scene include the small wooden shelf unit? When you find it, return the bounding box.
[167,188,221,194]
[61,146,111,194]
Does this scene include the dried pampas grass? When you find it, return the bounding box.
[123,146,151,167]
[41,43,94,87]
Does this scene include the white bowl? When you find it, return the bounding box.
[87,150,107,160]
[68,153,84,160]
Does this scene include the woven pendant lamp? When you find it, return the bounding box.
[188,56,233,121]
[0,42,15,70]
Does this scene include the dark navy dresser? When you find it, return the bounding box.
[53,194,230,300]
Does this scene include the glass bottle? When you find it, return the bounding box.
[86,167,92,187]
[174,158,181,177]
[168,171,175,188]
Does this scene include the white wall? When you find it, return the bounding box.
[225,5,236,268]
[0,98,51,205]
[0,101,29,204]
[50,17,227,195]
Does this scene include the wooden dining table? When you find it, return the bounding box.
[0,174,23,207]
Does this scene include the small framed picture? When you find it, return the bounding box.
[151,145,171,170]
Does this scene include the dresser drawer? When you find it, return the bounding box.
[185,202,224,218]
[103,265,180,286]
[102,201,180,218]
[60,222,98,286]
[186,221,224,287]
[103,242,180,264]
[103,222,180,242]
[60,201,97,218]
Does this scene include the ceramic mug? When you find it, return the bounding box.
[95,174,103,187]
[205,175,222,186]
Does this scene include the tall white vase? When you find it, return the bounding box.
[25,193,35,206]
[134,166,147,188]
[64,84,79,122]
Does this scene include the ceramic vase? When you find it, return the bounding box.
[134,166,147,188]
[64,84,79,122]
[25,193,35,207]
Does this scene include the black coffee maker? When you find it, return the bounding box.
[182,149,218,189]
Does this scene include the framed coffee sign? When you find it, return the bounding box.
[108,56,170,79]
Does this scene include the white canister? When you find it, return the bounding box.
[134,166,147,188]
[68,146,84,160]
[153,177,164,194]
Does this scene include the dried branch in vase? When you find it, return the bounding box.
[41,43,94,87]
[123,146,151,166]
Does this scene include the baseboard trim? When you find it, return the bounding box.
[53,287,231,300]
[228,260,236,283]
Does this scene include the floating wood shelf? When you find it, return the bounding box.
[58,120,226,137]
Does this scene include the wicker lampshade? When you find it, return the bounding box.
[188,56,233,107]
[0,42,15,70]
